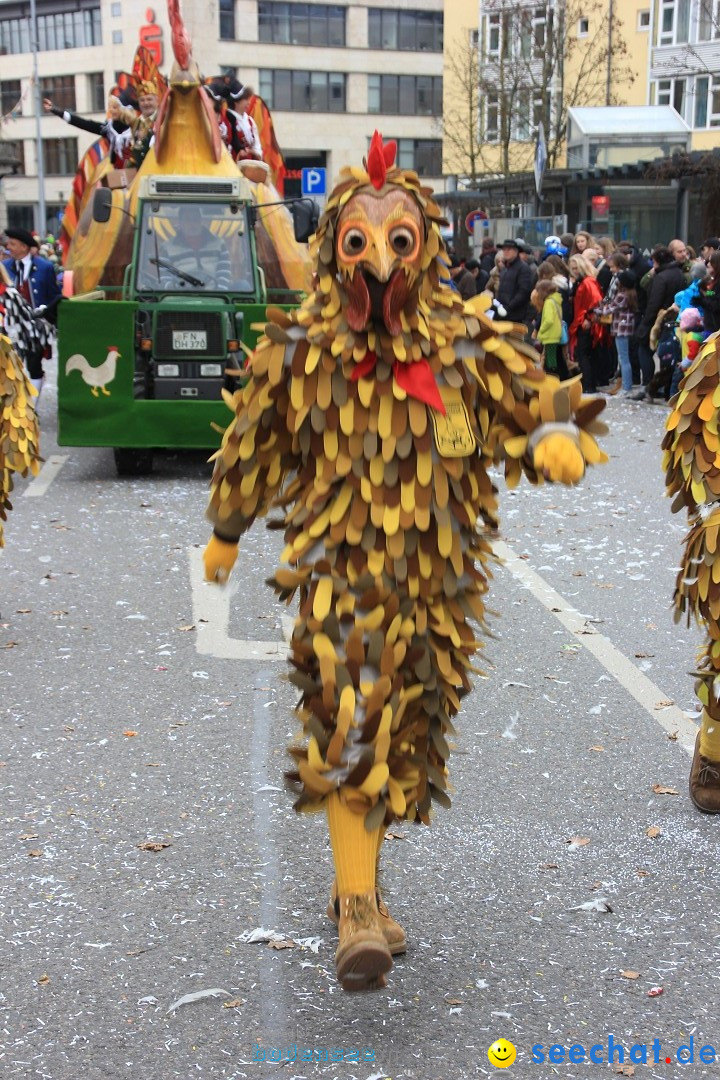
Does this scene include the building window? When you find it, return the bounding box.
[40,75,76,111]
[513,88,544,140]
[110,1,121,14]
[258,70,346,112]
[258,3,345,47]
[484,92,499,142]
[698,0,720,40]
[1,7,101,54]
[367,75,442,116]
[578,16,589,36]
[87,72,105,111]
[219,0,235,40]
[368,9,443,51]
[43,137,77,174]
[111,29,122,43]
[658,0,690,44]
[695,75,709,126]
[637,9,650,30]
[8,204,34,229]
[392,138,442,176]
[710,74,720,126]
[469,28,479,48]
[487,12,500,53]
[653,76,689,122]
[0,78,22,116]
[0,138,24,173]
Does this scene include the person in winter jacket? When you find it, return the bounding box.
[497,240,533,325]
[634,246,686,387]
[695,251,720,335]
[569,254,603,393]
[596,269,638,395]
[531,279,569,380]
[44,94,136,169]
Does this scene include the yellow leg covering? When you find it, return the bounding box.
[327,793,382,896]
[697,635,720,762]
[700,707,720,762]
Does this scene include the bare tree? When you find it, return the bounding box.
[440,0,635,182]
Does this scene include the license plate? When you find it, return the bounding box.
[172,330,207,350]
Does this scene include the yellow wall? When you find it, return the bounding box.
[442,0,653,178]
[442,0,479,176]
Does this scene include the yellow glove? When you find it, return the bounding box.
[203,534,239,584]
[533,432,585,484]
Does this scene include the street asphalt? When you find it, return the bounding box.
[1,367,719,1080]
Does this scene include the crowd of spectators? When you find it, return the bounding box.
[447,230,720,402]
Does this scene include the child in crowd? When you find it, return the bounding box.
[667,305,706,399]
[595,269,637,395]
[531,278,570,380]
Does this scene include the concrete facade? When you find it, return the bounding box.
[0,0,445,232]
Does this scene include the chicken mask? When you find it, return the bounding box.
[310,131,447,342]
[337,188,424,336]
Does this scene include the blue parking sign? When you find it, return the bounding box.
[301,167,326,196]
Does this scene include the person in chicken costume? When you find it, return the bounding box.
[0,331,40,548]
[203,134,608,991]
[663,331,720,812]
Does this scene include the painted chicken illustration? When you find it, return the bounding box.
[203,134,608,990]
[65,347,120,396]
[1,333,40,547]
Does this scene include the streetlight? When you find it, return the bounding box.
[29,0,46,234]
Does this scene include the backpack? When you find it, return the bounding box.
[656,315,681,370]
[551,297,569,345]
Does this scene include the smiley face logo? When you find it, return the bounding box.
[488,1039,517,1068]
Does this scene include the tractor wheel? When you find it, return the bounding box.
[113,448,154,476]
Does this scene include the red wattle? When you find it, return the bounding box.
[344,272,371,331]
[383,268,410,337]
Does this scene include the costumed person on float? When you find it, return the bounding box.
[0,327,41,548]
[229,84,263,162]
[202,133,609,991]
[2,228,61,398]
[204,76,246,160]
[663,329,720,811]
[43,91,138,169]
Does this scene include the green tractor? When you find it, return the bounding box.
[58,173,316,475]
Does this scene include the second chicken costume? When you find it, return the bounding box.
[663,331,720,811]
[204,135,608,991]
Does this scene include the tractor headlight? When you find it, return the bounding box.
[157,364,180,377]
[200,363,222,377]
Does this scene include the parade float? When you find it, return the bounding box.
[56,0,314,474]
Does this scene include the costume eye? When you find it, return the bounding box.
[388,225,417,257]
[341,228,367,257]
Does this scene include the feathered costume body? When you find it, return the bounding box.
[663,332,720,711]
[207,137,608,827]
[0,334,40,547]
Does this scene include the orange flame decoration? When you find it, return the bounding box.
[249,96,286,196]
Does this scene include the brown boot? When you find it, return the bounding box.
[689,732,720,813]
[334,892,393,992]
[327,880,407,955]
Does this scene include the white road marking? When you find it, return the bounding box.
[23,454,68,498]
[494,540,698,757]
[188,548,289,661]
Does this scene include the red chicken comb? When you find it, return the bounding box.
[366,131,397,190]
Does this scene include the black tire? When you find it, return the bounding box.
[114,448,154,476]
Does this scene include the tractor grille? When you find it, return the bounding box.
[154,311,224,359]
